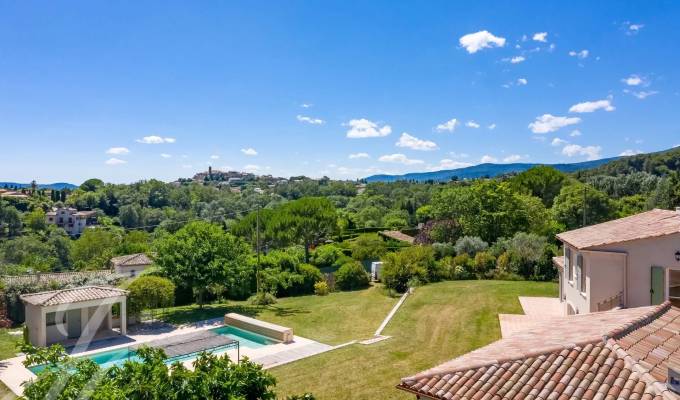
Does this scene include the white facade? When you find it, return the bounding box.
[557,232,680,315]
[45,207,96,236]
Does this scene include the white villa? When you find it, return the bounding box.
[45,207,97,236]
[20,286,128,347]
[553,208,680,315]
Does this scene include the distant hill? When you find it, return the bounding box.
[364,158,618,183]
[574,146,680,178]
[0,182,77,190]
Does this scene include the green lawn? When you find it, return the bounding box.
[0,328,22,360]
[269,280,557,399]
[160,285,399,345]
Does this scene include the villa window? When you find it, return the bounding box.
[565,247,572,282]
[576,254,585,292]
[46,312,64,326]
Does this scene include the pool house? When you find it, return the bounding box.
[21,286,128,347]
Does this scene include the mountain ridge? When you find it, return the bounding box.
[364,157,619,183]
[0,182,78,190]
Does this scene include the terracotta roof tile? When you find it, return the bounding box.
[556,209,680,250]
[110,253,153,267]
[20,286,127,306]
[399,303,680,400]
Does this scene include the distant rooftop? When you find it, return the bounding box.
[557,208,680,249]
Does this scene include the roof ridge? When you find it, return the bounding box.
[606,301,672,339]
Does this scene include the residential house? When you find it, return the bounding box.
[398,302,680,399]
[110,253,153,277]
[0,189,29,199]
[553,208,680,315]
[45,207,97,236]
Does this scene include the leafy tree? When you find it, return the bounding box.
[510,166,568,207]
[114,230,151,255]
[0,235,58,272]
[118,204,141,228]
[269,197,337,262]
[21,344,302,400]
[24,208,47,232]
[154,221,252,306]
[71,228,122,270]
[335,261,370,291]
[0,201,22,237]
[80,178,104,192]
[552,184,616,230]
[126,276,175,319]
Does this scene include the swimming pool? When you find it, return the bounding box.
[29,325,277,374]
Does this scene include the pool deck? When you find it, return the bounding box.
[0,317,332,396]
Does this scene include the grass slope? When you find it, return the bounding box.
[270,280,557,399]
[161,285,398,345]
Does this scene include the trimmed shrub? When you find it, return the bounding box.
[335,262,370,291]
[249,292,277,305]
[473,251,496,273]
[127,276,175,317]
[314,281,329,296]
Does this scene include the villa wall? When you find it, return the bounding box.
[594,232,680,308]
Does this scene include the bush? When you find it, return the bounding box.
[312,244,344,267]
[380,246,437,293]
[127,276,175,317]
[473,251,496,273]
[249,292,277,305]
[454,236,488,256]
[432,243,456,259]
[296,264,324,294]
[314,281,329,296]
[335,262,370,291]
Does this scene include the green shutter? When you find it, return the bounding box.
[651,266,665,305]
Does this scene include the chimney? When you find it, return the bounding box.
[676,207,680,215]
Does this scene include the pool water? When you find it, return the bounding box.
[29,325,277,374]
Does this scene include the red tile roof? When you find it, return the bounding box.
[398,303,680,400]
[20,286,128,306]
[557,209,680,250]
[110,253,153,267]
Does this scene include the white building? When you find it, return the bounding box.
[110,253,153,277]
[553,208,680,315]
[45,207,97,236]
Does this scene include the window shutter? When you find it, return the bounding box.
[565,248,571,280]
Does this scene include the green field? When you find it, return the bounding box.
[268,280,557,399]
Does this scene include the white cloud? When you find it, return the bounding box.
[430,159,473,170]
[570,130,582,137]
[568,50,589,59]
[510,56,525,64]
[241,148,258,156]
[517,78,528,85]
[106,147,130,155]
[549,43,556,52]
[465,121,480,129]
[624,89,659,99]
[300,103,313,108]
[449,152,470,158]
[625,23,644,35]
[243,164,270,173]
[210,155,220,160]
[136,135,176,144]
[529,114,581,134]
[459,30,506,54]
[619,149,643,156]
[503,154,523,163]
[488,123,496,130]
[435,118,460,132]
[622,74,645,86]
[569,99,615,113]
[346,118,392,138]
[349,152,370,159]
[551,138,569,147]
[160,153,172,158]
[378,153,424,165]
[562,144,602,160]
[105,157,126,165]
[480,155,498,163]
[395,133,438,151]
[533,32,548,42]
[297,115,325,125]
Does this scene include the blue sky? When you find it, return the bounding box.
[1,1,679,184]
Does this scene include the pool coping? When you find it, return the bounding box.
[0,317,331,396]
